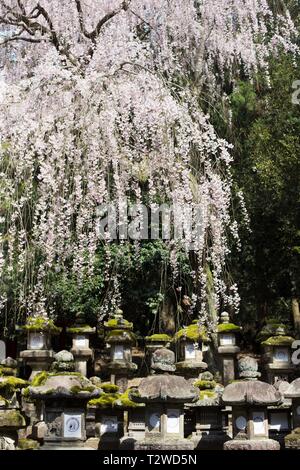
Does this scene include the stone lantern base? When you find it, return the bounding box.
[135,437,194,450]
[224,438,280,450]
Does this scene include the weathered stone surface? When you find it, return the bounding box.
[26,374,101,399]
[135,438,194,450]
[130,374,198,403]
[284,378,300,398]
[151,348,176,372]
[0,436,15,450]
[54,350,74,363]
[1,358,17,368]
[0,410,26,428]
[238,356,261,380]
[32,421,48,440]
[84,437,99,449]
[222,380,281,405]
[224,439,280,450]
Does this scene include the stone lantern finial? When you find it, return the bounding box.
[220,311,230,324]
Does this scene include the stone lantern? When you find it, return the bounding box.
[129,347,198,450]
[145,334,172,369]
[217,312,241,385]
[24,351,101,449]
[283,378,300,449]
[0,357,27,450]
[222,379,282,450]
[260,326,296,384]
[67,314,96,377]
[19,316,61,380]
[187,372,229,449]
[174,321,209,380]
[104,310,137,392]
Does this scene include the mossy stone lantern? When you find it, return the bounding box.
[104,310,137,392]
[188,372,228,450]
[284,379,300,449]
[145,334,172,369]
[24,352,101,449]
[67,315,96,377]
[19,317,61,380]
[0,358,27,450]
[217,312,241,385]
[174,320,209,379]
[222,380,282,450]
[261,326,296,384]
[129,348,198,450]
[87,382,124,450]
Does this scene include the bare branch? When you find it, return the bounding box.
[0,35,42,45]
[74,0,132,41]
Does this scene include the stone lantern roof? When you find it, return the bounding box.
[284,378,300,398]
[24,373,101,400]
[222,380,281,406]
[104,309,133,331]
[174,320,209,343]
[130,374,199,404]
[217,311,242,334]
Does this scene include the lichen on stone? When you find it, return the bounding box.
[113,388,144,409]
[66,325,96,334]
[0,376,28,393]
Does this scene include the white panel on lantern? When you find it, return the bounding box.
[29,333,44,350]
[185,343,196,359]
[220,334,234,346]
[167,409,180,434]
[0,340,6,361]
[101,416,118,434]
[74,335,87,348]
[63,413,82,439]
[113,345,124,360]
[269,412,289,431]
[149,412,160,431]
[273,348,289,362]
[253,411,265,435]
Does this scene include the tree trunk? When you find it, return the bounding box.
[292,298,300,333]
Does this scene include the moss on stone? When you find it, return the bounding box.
[217,323,241,333]
[193,380,216,390]
[0,409,26,428]
[100,383,119,393]
[145,334,172,342]
[31,371,49,387]
[0,377,28,393]
[0,366,16,376]
[22,316,61,334]
[114,388,144,409]
[104,318,133,330]
[88,392,121,408]
[261,335,295,346]
[285,429,300,442]
[66,325,95,334]
[105,329,136,343]
[174,324,209,343]
[18,438,40,450]
[70,385,96,394]
[199,390,217,400]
